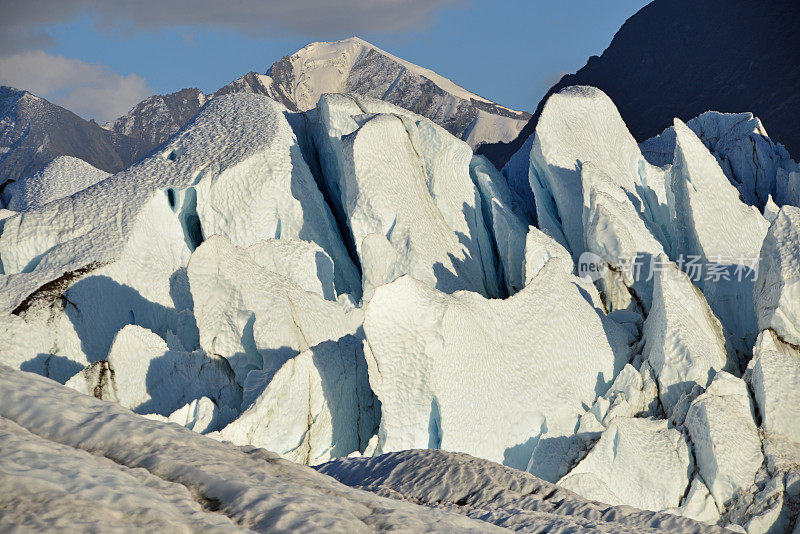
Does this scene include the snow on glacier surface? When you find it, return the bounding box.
[2,155,110,211]
[318,449,722,533]
[0,364,502,533]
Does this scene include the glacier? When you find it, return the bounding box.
[641,111,800,209]
[0,363,727,533]
[362,264,630,481]
[2,155,110,211]
[1,84,799,532]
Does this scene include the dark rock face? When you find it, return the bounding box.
[104,88,206,160]
[345,48,479,140]
[0,87,137,183]
[345,47,530,144]
[479,0,800,169]
[215,72,280,103]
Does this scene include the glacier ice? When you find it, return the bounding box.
[748,330,800,445]
[528,86,670,267]
[665,478,720,525]
[527,89,770,343]
[319,449,720,533]
[0,307,88,383]
[580,160,665,313]
[527,86,676,320]
[246,238,337,301]
[0,362,726,533]
[684,372,763,508]
[2,155,109,211]
[667,118,769,341]
[522,224,573,284]
[187,234,361,385]
[641,259,728,413]
[501,133,537,222]
[576,363,659,431]
[641,111,800,209]
[309,93,503,299]
[186,97,359,297]
[0,415,246,532]
[66,324,240,420]
[468,154,529,294]
[0,364,503,533]
[362,261,630,481]
[764,195,781,223]
[530,86,653,258]
[214,333,378,464]
[558,417,692,512]
[145,396,231,434]
[0,93,359,321]
[2,84,800,533]
[755,206,800,346]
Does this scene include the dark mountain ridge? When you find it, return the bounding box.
[479,0,800,169]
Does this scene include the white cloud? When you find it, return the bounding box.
[0,0,457,121]
[0,51,153,122]
[0,1,457,44]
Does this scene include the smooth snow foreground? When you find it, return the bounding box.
[1,86,800,532]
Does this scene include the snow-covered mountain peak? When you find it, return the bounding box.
[97,37,530,163]
[274,36,507,113]
[266,36,531,147]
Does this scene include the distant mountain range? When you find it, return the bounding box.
[1,37,530,185]
[0,87,138,183]
[4,1,798,186]
[478,0,800,169]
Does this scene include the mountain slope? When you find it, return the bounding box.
[106,37,530,155]
[103,88,207,161]
[479,0,800,168]
[0,87,137,183]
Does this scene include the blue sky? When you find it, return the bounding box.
[0,0,649,122]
